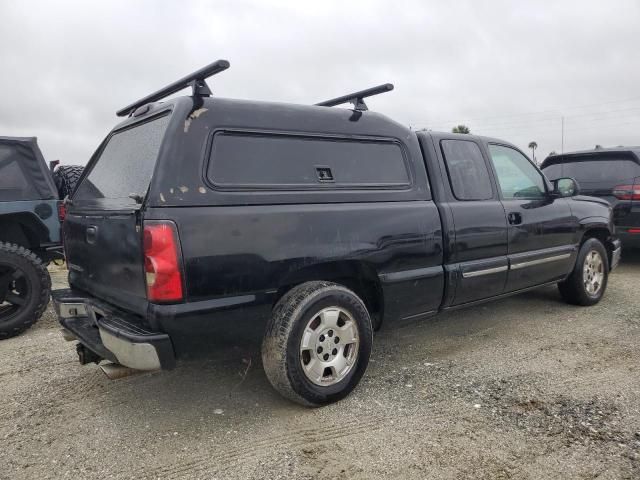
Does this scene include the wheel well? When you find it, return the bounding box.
[275,261,384,330]
[0,213,49,250]
[581,227,614,265]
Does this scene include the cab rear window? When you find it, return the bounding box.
[74,114,170,204]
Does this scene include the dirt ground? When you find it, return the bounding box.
[1,253,639,480]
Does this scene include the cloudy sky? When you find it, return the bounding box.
[1,0,639,164]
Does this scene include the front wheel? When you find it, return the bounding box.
[558,238,609,306]
[262,281,373,406]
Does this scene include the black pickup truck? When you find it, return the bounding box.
[53,61,621,406]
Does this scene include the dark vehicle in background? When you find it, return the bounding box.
[541,147,640,247]
[53,60,621,406]
[0,136,83,339]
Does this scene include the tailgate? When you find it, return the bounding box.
[62,112,172,313]
[64,209,148,314]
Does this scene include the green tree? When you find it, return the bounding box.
[452,125,470,134]
[528,141,538,163]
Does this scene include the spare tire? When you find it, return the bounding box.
[53,165,84,199]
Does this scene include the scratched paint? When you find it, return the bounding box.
[183,108,209,133]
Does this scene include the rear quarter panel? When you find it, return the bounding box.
[0,200,61,244]
[145,201,444,327]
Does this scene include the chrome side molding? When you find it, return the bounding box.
[510,253,571,270]
[462,265,508,278]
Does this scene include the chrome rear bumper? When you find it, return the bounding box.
[52,288,175,371]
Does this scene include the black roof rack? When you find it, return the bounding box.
[315,83,394,111]
[116,59,230,117]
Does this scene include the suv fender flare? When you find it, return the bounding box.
[0,212,52,249]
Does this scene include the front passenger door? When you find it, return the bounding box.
[487,144,577,292]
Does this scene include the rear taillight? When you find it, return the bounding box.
[612,184,640,200]
[143,221,183,302]
[58,202,66,222]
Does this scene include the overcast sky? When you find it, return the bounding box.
[1,0,639,164]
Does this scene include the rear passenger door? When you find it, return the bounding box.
[487,144,577,292]
[439,138,509,305]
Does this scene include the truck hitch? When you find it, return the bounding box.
[76,343,103,365]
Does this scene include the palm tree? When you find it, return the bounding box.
[528,141,538,163]
[452,125,470,134]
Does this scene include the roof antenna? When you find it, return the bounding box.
[116,59,230,117]
[315,83,394,111]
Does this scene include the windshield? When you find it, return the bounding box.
[74,114,170,204]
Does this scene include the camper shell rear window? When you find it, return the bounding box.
[74,113,171,205]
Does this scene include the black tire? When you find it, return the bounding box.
[262,281,373,406]
[0,242,51,339]
[53,165,84,199]
[558,238,609,306]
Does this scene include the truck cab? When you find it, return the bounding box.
[53,60,620,406]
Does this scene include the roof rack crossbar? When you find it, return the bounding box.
[116,59,230,117]
[315,83,394,111]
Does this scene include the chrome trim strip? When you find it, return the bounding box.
[462,265,508,278]
[379,265,443,283]
[510,253,571,270]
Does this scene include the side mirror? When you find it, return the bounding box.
[551,177,579,198]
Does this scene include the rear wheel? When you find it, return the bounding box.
[558,238,608,306]
[53,165,84,199]
[0,243,51,339]
[262,281,373,406]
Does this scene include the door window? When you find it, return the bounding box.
[440,140,493,200]
[489,144,546,199]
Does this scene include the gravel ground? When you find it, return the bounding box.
[1,253,639,479]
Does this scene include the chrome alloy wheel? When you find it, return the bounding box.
[299,307,360,386]
[583,250,604,296]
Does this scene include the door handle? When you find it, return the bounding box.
[508,212,522,225]
[85,226,98,244]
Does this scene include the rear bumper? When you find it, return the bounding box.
[52,288,176,370]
